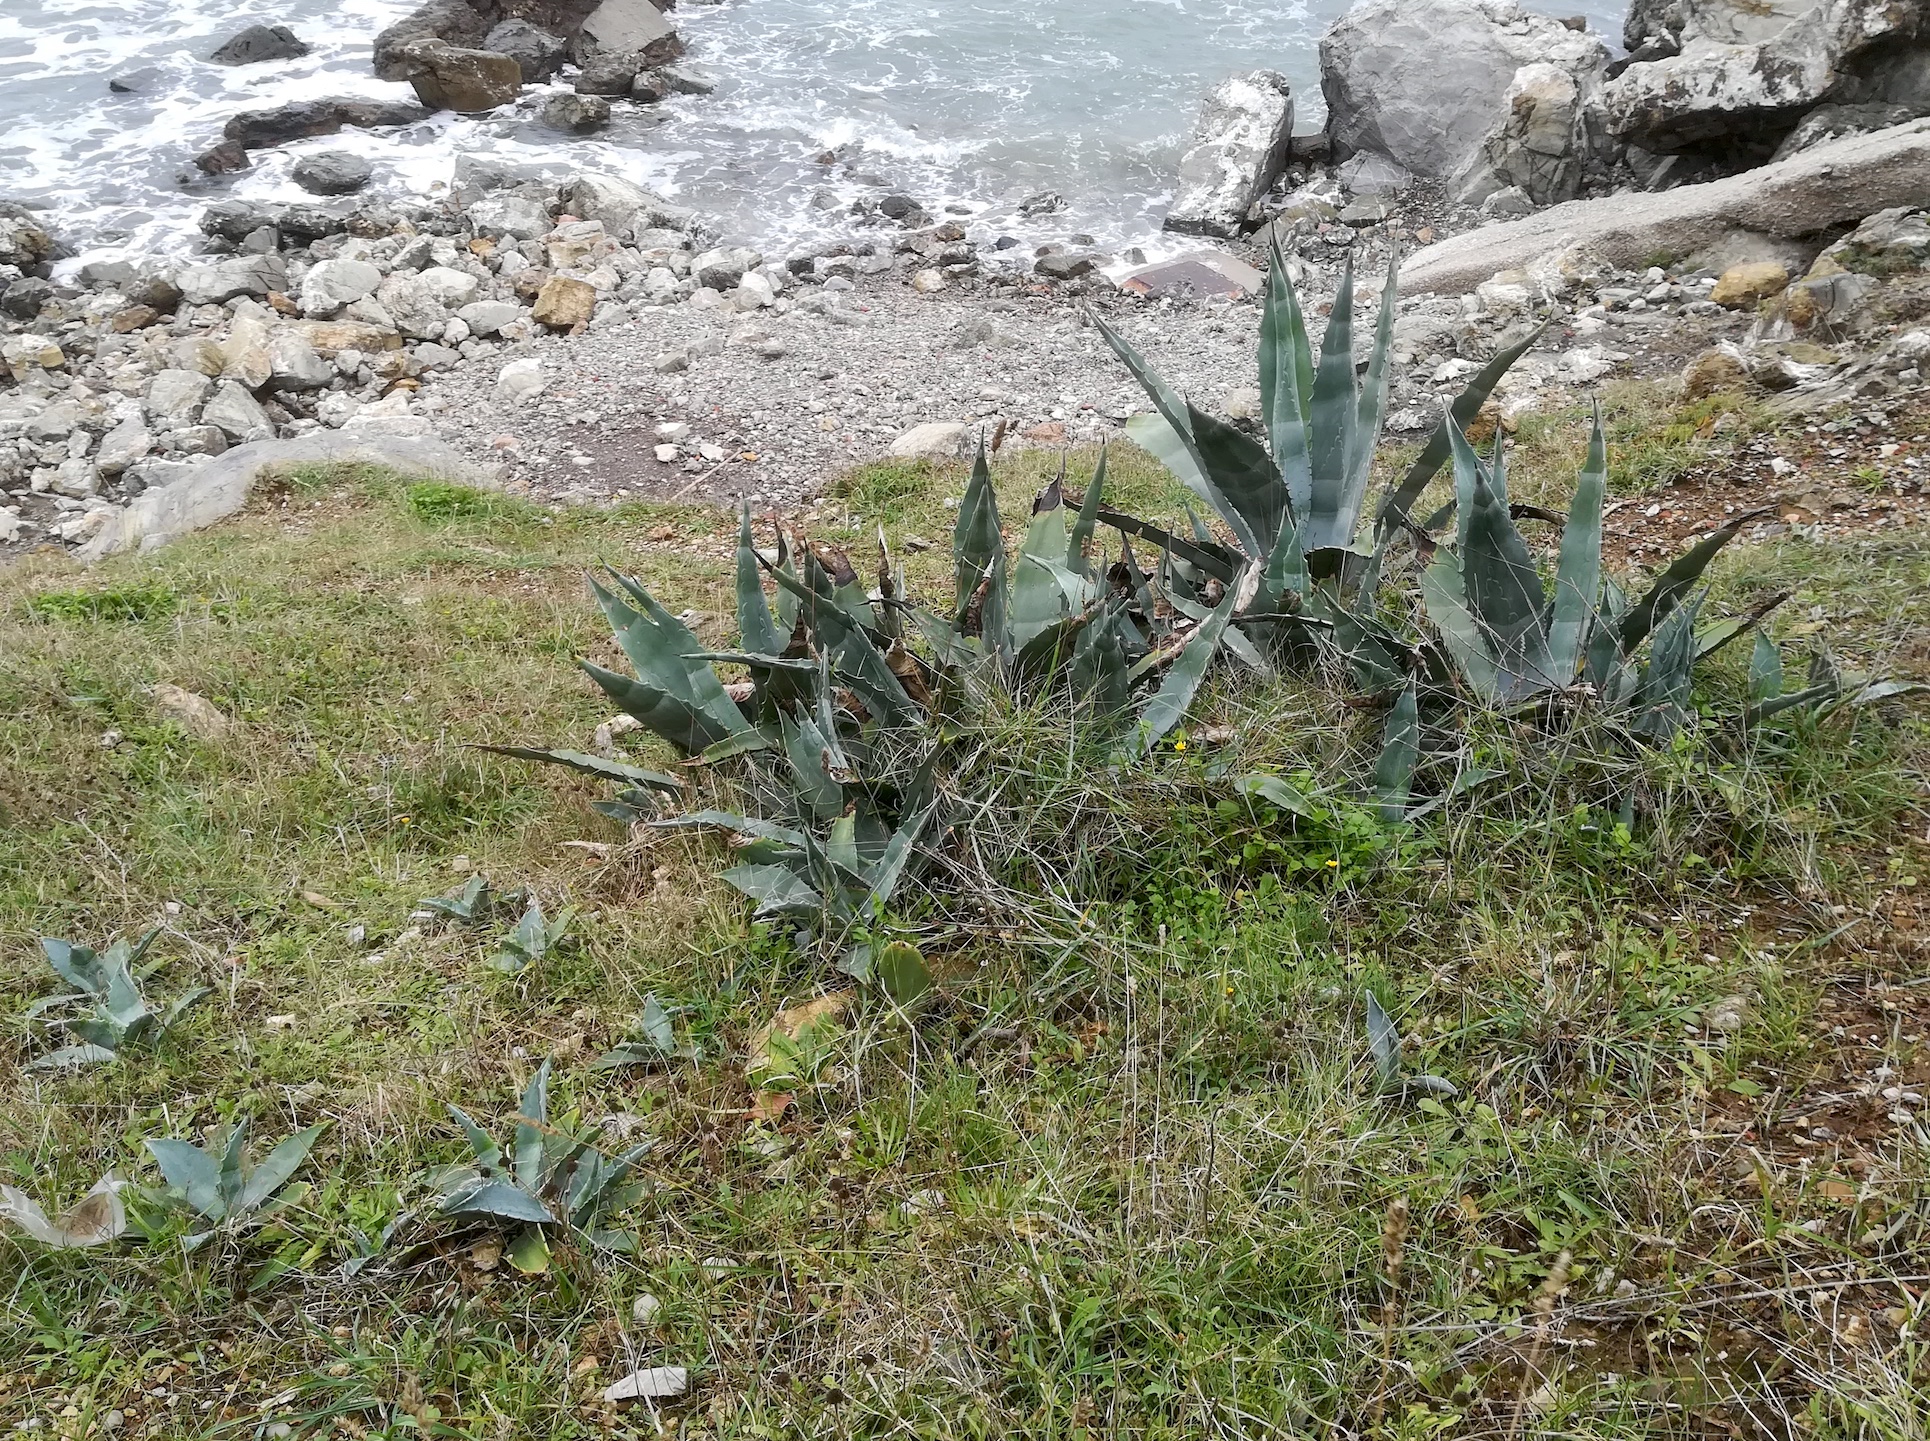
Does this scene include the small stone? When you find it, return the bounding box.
[495,357,546,400]
[654,443,679,462]
[532,275,597,329]
[652,349,690,373]
[888,421,968,459]
[910,267,948,293]
[152,683,231,741]
[1710,260,1790,308]
[631,1293,662,1325]
[291,151,373,196]
[540,92,612,133]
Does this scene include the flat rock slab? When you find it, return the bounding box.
[1111,252,1265,300]
[1400,120,1930,297]
[76,435,503,563]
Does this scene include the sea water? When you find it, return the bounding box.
[0,0,1622,265]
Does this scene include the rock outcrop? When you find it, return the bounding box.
[221,98,431,151]
[1162,71,1294,238]
[372,0,679,79]
[1601,0,1930,157]
[1398,119,1930,295]
[373,0,492,80]
[1321,0,1607,182]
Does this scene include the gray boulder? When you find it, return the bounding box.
[574,48,640,95]
[292,151,374,196]
[401,40,523,112]
[561,174,685,237]
[146,370,213,425]
[176,254,287,307]
[485,20,570,82]
[1163,71,1294,237]
[542,93,613,131]
[202,382,275,444]
[693,246,761,290]
[577,0,683,66]
[95,419,153,478]
[653,62,716,95]
[456,299,521,335]
[223,97,430,148]
[210,24,311,65]
[1321,0,1607,180]
[267,331,332,391]
[468,193,553,241]
[1453,61,1590,205]
[298,257,382,317]
[375,271,451,339]
[2,278,52,320]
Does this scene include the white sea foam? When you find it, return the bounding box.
[3,0,1625,268]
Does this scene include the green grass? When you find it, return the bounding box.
[2,461,1927,1439]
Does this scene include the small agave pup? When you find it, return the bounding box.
[28,930,208,1070]
[430,1061,651,1273]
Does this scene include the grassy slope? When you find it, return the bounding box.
[1,409,1927,1440]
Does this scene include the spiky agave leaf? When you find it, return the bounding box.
[584,573,755,754]
[1260,227,1316,519]
[1124,581,1240,760]
[477,747,686,796]
[953,441,1008,650]
[1454,423,1554,702]
[1615,509,1767,656]
[1631,591,1705,740]
[1094,315,1280,561]
[1543,409,1607,685]
[1371,679,1420,824]
[1371,323,1548,542]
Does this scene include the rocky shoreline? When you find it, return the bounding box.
[3,0,1929,564]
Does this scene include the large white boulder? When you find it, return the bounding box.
[1320,0,1607,180]
[1163,71,1294,238]
[1601,0,1927,153]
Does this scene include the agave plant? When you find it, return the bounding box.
[1417,411,1767,738]
[430,1060,650,1272]
[27,931,207,1070]
[146,1118,327,1249]
[498,461,1278,973]
[1094,235,1543,662]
